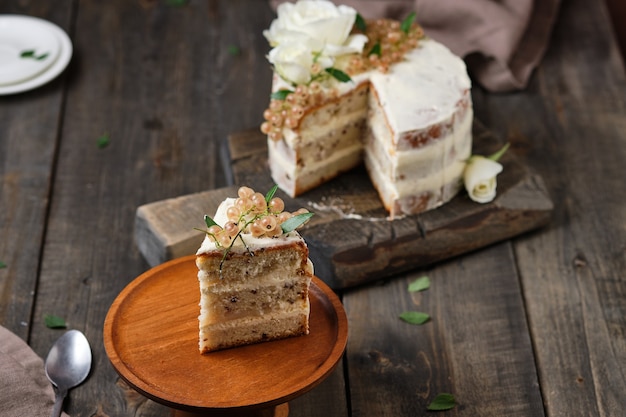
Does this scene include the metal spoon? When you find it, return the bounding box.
[45,330,92,417]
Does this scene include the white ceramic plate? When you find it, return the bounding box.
[0,15,72,95]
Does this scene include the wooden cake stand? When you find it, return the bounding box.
[103,255,348,417]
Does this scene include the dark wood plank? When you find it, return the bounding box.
[133,122,552,289]
[0,1,75,340]
[471,0,626,415]
[344,243,544,416]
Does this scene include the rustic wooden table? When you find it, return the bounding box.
[1,1,624,416]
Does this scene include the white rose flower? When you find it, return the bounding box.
[264,0,366,55]
[268,41,333,85]
[463,156,503,204]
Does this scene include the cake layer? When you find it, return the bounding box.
[269,140,363,197]
[199,309,309,353]
[196,241,310,282]
[364,150,466,217]
[366,102,473,182]
[199,279,310,325]
[279,112,365,167]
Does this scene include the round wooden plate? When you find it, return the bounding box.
[103,255,348,414]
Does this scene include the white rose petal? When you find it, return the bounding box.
[268,42,316,85]
[323,33,368,57]
[463,156,503,204]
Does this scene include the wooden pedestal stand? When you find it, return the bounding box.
[103,256,348,416]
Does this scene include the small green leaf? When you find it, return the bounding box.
[427,393,456,411]
[355,13,367,32]
[325,67,352,83]
[487,142,510,162]
[399,311,430,325]
[0,261,6,269]
[165,0,188,6]
[401,11,416,34]
[265,184,279,204]
[271,89,293,100]
[281,212,314,234]
[20,50,49,60]
[227,45,240,56]
[408,276,430,292]
[97,133,110,149]
[204,215,218,228]
[44,314,67,329]
[368,43,381,57]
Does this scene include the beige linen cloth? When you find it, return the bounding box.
[269,0,561,92]
[0,325,70,417]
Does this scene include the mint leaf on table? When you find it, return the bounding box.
[97,133,110,148]
[408,276,430,292]
[44,314,67,329]
[399,311,430,325]
[427,393,456,411]
[0,261,6,269]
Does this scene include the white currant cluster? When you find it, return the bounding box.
[204,186,311,248]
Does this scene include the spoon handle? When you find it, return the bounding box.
[50,389,67,417]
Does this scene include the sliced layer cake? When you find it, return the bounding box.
[262,1,473,218]
[196,187,314,353]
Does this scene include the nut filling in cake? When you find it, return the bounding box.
[196,186,314,353]
[261,0,473,218]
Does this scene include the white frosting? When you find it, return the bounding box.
[369,40,471,134]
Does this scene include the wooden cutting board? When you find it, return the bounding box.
[135,122,553,289]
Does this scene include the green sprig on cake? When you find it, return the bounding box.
[197,185,313,275]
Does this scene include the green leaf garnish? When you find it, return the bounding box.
[355,13,367,32]
[227,45,240,56]
[325,67,352,83]
[0,261,6,269]
[401,11,416,34]
[399,311,430,325]
[265,184,278,204]
[165,0,188,6]
[44,314,67,329]
[281,212,314,234]
[21,49,49,60]
[368,43,381,57]
[487,142,510,162]
[204,215,218,228]
[427,393,456,411]
[97,133,110,148]
[408,276,430,292]
[271,89,293,100]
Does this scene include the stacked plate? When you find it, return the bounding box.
[0,15,72,95]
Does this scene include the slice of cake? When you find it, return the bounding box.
[196,186,314,353]
[261,1,473,218]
